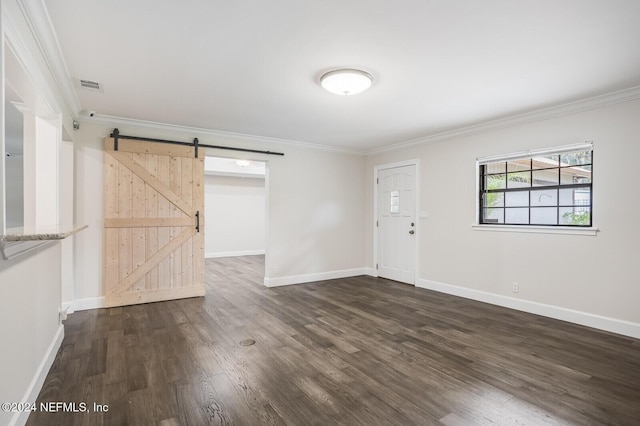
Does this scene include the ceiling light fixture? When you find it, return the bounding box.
[320,69,373,96]
[236,160,251,167]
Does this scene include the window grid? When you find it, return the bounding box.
[479,151,593,227]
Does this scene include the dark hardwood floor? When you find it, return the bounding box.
[28,256,640,425]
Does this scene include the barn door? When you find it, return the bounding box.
[103,137,205,307]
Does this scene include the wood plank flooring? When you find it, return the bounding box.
[28,256,640,425]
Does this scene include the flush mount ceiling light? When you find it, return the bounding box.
[320,69,373,96]
[236,160,251,167]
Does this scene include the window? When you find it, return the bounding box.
[478,144,593,227]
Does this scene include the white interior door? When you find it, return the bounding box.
[377,164,416,284]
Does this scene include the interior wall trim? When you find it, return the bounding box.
[264,267,369,287]
[19,1,362,155]
[367,85,640,156]
[417,278,640,339]
[17,0,81,116]
[3,3,62,116]
[8,324,63,426]
[79,86,640,158]
[83,114,364,155]
[22,1,640,157]
[73,296,105,312]
[205,250,265,259]
[23,0,640,155]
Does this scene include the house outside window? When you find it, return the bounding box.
[478,144,593,227]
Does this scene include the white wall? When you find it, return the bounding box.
[5,100,24,228]
[0,3,77,425]
[72,121,367,304]
[4,155,23,228]
[0,244,64,426]
[264,143,367,286]
[205,174,265,258]
[71,125,104,308]
[367,99,640,337]
[60,140,75,309]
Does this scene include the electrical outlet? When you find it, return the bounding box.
[512,282,519,293]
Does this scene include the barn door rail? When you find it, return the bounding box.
[110,128,284,158]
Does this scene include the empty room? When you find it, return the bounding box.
[1,1,639,425]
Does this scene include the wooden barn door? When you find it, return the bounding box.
[103,137,205,307]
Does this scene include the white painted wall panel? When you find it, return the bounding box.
[204,175,265,258]
[0,243,63,426]
[5,100,24,229]
[5,156,24,228]
[366,99,640,328]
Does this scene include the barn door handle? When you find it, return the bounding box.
[195,211,200,233]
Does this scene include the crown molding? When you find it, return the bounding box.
[20,0,640,157]
[17,0,364,156]
[76,84,640,157]
[78,113,365,155]
[2,3,62,116]
[17,0,81,116]
[367,85,640,156]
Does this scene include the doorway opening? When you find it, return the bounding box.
[204,156,267,284]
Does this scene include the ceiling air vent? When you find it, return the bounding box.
[75,78,103,93]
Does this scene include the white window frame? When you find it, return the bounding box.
[473,142,598,236]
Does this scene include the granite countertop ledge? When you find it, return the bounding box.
[2,225,88,242]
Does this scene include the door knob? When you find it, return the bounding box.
[409,230,415,235]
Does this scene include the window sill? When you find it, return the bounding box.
[471,224,599,236]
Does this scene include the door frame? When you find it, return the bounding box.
[373,159,420,284]
[202,154,268,261]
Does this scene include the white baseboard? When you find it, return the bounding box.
[70,265,364,308]
[205,250,265,259]
[61,301,74,315]
[417,278,640,339]
[10,324,64,426]
[363,267,377,277]
[73,296,105,311]
[264,268,369,287]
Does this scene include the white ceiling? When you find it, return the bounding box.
[42,0,640,151]
[205,156,266,178]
